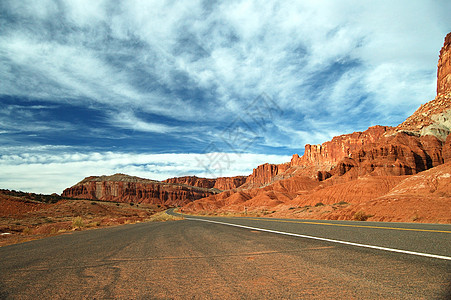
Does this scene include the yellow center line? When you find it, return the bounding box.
[242,218,451,233]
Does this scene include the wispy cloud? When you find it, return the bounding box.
[111,111,178,134]
[2,1,447,127]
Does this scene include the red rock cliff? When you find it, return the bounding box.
[331,133,445,178]
[244,162,290,187]
[292,126,391,170]
[163,175,247,190]
[213,176,248,190]
[62,174,218,206]
[437,32,451,95]
[164,176,216,189]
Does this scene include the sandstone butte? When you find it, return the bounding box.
[64,32,451,223]
[62,173,222,206]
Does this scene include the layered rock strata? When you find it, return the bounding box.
[62,174,219,206]
[163,175,247,190]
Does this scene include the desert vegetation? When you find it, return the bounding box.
[145,211,184,222]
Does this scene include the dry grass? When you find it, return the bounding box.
[145,211,184,222]
[353,211,373,221]
[72,216,85,229]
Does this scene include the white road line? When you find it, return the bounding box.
[187,217,451,261]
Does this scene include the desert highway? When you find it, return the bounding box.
[1,210,450,299]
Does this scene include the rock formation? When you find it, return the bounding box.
[294,126,391,169]
[394,94,451,141]
[163,176,216,189]
[62,174,219,206]
[437,32,451,95]
[242,162,290,187]
[213,176,248,190]
[182,32,451,222]
[163,175,247,190]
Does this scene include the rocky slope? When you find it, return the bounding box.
[62,174,219,206]
[182,32,451,223]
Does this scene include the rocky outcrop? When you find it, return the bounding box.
[243,162,290,187]
[213,176,248,190]
[293,126,391,170]
[437,32,451,95]
[62,174,219,206]
[331,133,445,178]
[164,176,216,189]
[394,93,451,141]
[163,175,247,191]
[285,124,446,180]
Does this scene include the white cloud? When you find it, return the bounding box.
[63,0,109,26]
[1,0,450,172]
[0,151,291,194]
[111,111,177,133]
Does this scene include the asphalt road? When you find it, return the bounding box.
[0,210,450,299]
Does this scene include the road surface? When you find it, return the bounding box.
[0,209,450,299]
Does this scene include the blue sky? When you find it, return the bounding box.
[1,0,450,194]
